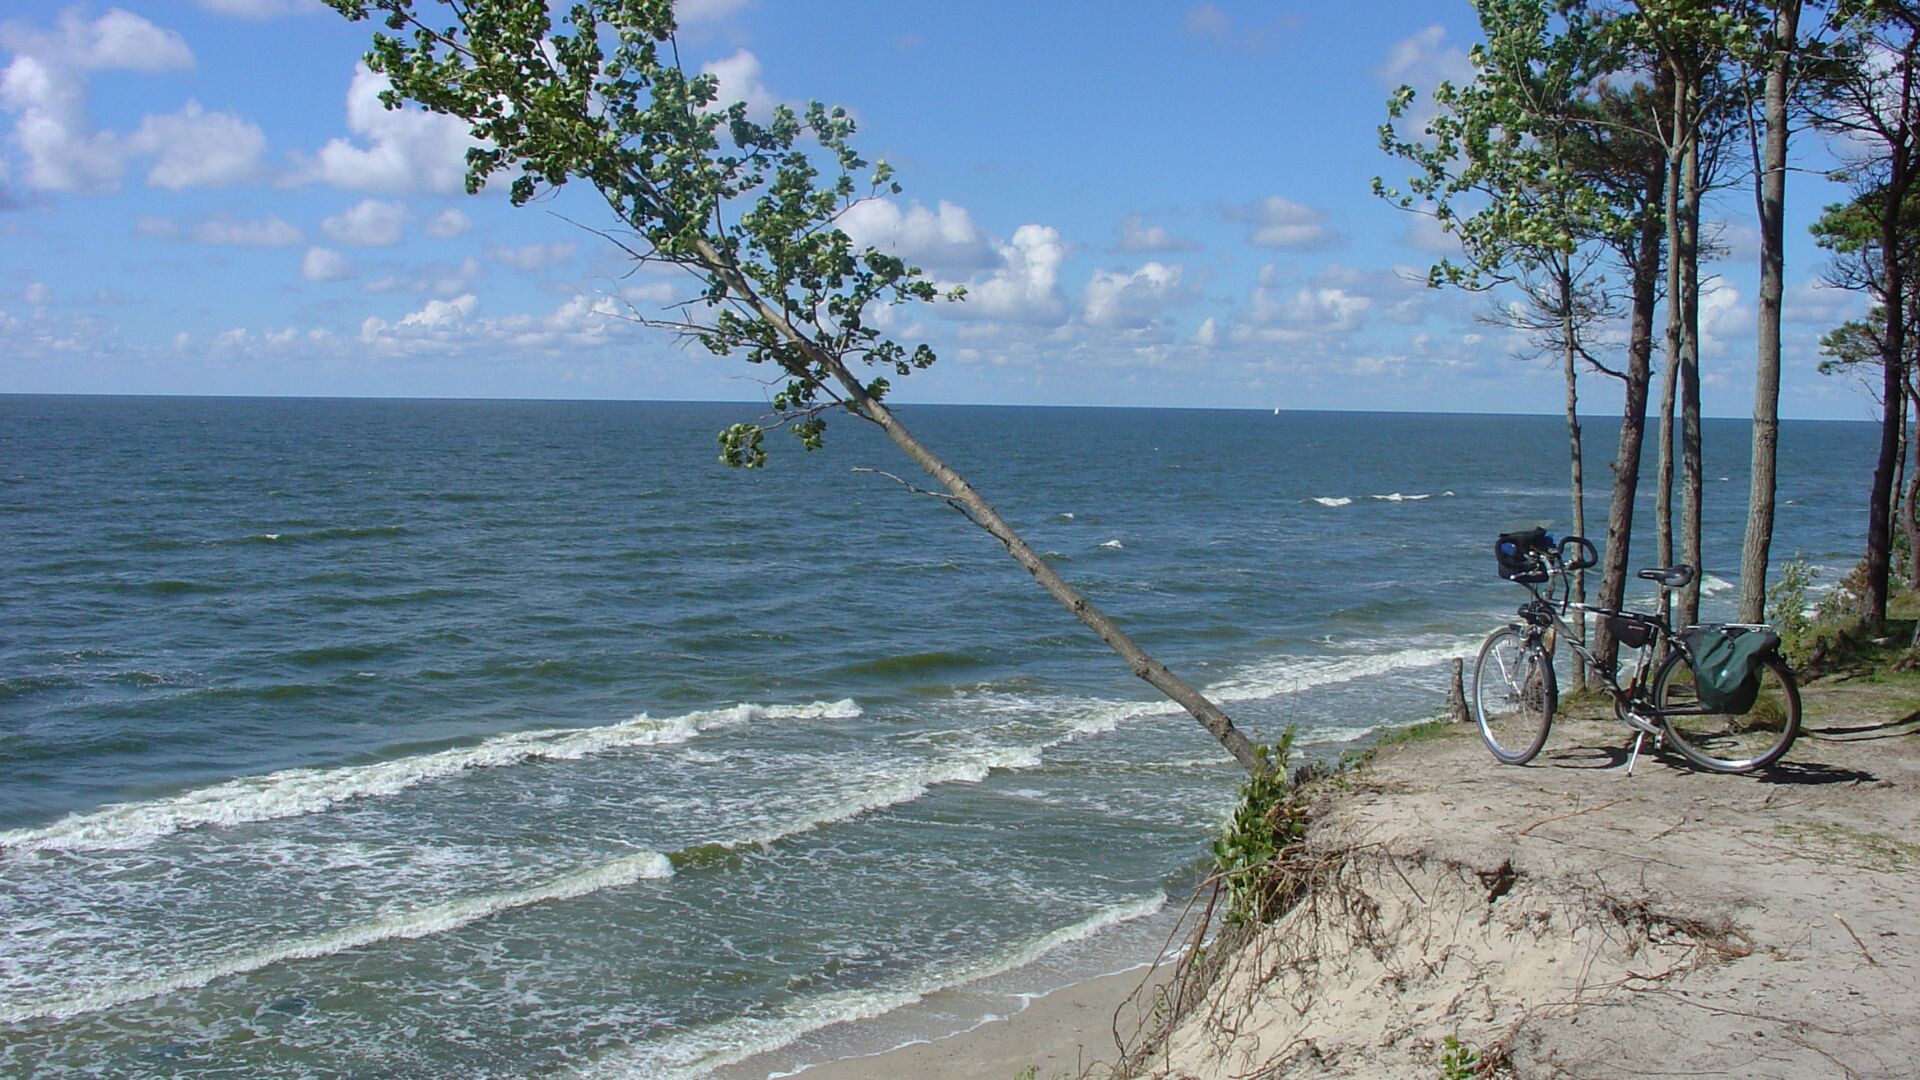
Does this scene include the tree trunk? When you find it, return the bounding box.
[1559,259,1588,689]
[1658,68,1685,628]
[703,243,1268,774]
[1678,81,1706,630]
[1595,197,1662,675]
[1738,0,1799,624]
[1868,166,1914,633]
[1905,390,1920,588]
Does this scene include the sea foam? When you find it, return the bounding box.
[0,850,674,1025]
[0,699,861,855]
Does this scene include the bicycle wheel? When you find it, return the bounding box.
[1471,626,1556,765]
[1653,650,1800,772]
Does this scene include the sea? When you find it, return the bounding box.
[0,396,1877,1077]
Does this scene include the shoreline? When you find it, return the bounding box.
[714,962,1171,1080]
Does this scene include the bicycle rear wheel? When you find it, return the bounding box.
[1653,650,1800,772]
[1471,626,1556,765]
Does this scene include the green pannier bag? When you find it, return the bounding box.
[1677,625,1780,713]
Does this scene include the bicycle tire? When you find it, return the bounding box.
[1653,649,1800,772]
[1471,626,1556,765]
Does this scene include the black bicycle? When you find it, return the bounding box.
[1471,528,1801,774]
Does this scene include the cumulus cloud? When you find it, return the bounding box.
[1231,196,1341,251]
[836,198,995,271]
[1377,25,1473,91]
[128,101,267,188]
[0,9,203,192]
[422,207,472,238]
[192,213,302,246]
[354,290,639,356]
[301,246,352,282]
[308,64,474,193]
[1116,214,1199,253]
[700,50,780,121]
[322,198,407,246]
[1248,264,1373,337]
[1080,262,1188,330]
[951,224,1067,325]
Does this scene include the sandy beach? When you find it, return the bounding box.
[738,668,1920,1079]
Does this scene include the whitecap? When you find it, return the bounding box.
[0,699,862,855]
[1099,539,1124,549]
[1368,492,1431,502]
[0,851,674,1025]
[1205,637,1483,703]
[1310,497,1353,508]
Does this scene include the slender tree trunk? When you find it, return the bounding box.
[1559,259,1588,689]
[1739,0,1799,624]
[701,243,1267,774]
[1678,81,1706,630]
[1868,168,1913,633]
[1905,389,1920,587]
[1658,69,1686,627]
[1596,200,1662,675]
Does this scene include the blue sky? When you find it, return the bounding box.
[0,0,1879,418]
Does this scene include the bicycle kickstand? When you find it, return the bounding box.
[1625,731,1645,776]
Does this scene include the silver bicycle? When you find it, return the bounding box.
[1471,529,1801,774]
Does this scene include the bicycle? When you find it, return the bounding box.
[1470,528,1801,774]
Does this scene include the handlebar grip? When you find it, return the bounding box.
[1559,535,1599,571]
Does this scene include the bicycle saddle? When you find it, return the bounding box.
[1636,565,1694,589]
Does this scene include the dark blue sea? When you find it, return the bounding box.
[0,397,1876,1076]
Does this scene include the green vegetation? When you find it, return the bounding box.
[1210,729,1311,925]
[1376,717,1461,750]
[1439,1035,1483,1080]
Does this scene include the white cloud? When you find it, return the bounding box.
[1116,214,1199,253]
[1,54,124,191]
[1194,315,1218,348]
[309,64,474,193]
[301,246,352,282]
[195,0,321,18]
[490,241,578,270]
[24,281,49,305]
[128,101,267,188]
[1249,264,1374,335]
[422,207,472,238]
[1080,261,1187,329]
[837,198,995,270]
[0,11,277,193]
[1376,25,1472,90]
[701,50,779,121]
[399,293,476,329]
[323,198,407,246]
[1233,196,1340,251]
[951,224,1067,325]
[192,214,302,246]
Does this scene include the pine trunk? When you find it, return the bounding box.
[1678,82,1706,631]
[1738,0,1798,624]
[1595,198,1662,675]
[1559,260,1587,689]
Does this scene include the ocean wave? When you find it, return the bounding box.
[584,892,1168,1079]
[1204,637,1482,703]
[1099,539,1124,550]
[1309,497,1352,507]
[1700,573,1734,596]
[0,699,862,855]
[0,851,674,1025]
[1367,492,1431,502]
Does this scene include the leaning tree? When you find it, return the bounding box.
[323,0,1270,772]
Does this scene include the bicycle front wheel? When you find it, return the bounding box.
[1471,626,1556,765]
[1653,650,1800,772]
